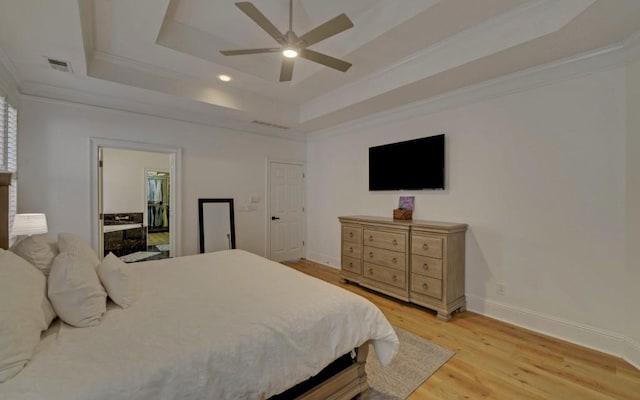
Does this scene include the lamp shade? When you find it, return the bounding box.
[12,213,48,236]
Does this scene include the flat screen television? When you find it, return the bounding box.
[369,134,445,191]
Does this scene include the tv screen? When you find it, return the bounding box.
[369,134,445,191]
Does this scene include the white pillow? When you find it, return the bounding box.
[9,236,58,327]
[0,249,50,383]
[57,232,100,268]
[98,253,135,308]
[48,253,107,328]
[10,235,59,276]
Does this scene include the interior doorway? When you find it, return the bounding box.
[90,138,181,261]
[267,160,305,262]
[146,169,171,256]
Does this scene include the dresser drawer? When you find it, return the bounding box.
[342,242,362,258]
[411,254,442,279]
[363,229,406,252]
[364,262,406,289]
[411,235,443,258]
[342,226,362,244]
[364,246,405,270]
[341,256,362,275]
[411,274,442,299]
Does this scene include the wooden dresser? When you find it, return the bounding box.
[339,216,467,321]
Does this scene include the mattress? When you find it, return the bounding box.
[0,250,398,400]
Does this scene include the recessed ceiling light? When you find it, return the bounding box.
[218,74,231,82]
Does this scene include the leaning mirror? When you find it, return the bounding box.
[199,198,236,253]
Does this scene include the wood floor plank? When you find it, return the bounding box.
[283,259,640,400]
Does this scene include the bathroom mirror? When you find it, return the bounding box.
[199,198,236,253]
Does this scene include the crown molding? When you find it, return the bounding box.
[307,43,625,141]
[624,29,640,62]
[19,81,307,142]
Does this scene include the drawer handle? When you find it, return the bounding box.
[422,243,429,250]
[392,275,397,282]
[369,252,374,258]
[369,268,374,274]
[369,235,374,241]
[349,247,354,253]
[348,262,353,267]
[349,232,353,238]
[392,239,398,246]
[392,257,397,264]
[422,283,428,290]
[423,263,429,270]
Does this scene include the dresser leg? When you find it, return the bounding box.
[437,312,452,322]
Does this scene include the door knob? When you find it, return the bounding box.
[271,216,280,220]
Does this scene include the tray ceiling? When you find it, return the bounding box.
[1,0,640,138]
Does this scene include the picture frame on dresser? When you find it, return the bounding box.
[339,215,467,321]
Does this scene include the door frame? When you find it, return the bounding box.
[90,138,182,259]
[266,158,306,261]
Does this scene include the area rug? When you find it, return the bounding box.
[366,327,454,399]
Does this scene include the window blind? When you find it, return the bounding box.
[7,104,17,245]
[0,95,18,246]
[0,96,5,168]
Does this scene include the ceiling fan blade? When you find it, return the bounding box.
[235,2,286,45]
[279,58,295,82]
[299,49,351,72]
[220,48,281,56]
[298,13,353,47]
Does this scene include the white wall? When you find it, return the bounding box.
[306,65,628,357]
[17,97,305,256]
[626,52,640,367]
[102,148,170,228]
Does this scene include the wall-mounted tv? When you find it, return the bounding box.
[369,134,445,191]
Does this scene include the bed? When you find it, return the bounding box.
[0,248,399,399]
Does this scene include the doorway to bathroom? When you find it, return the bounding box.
[90,138,181,262]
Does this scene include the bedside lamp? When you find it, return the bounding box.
[12,213,48,237]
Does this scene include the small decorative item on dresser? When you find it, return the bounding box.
[393,208,413,220]
[394,196,415,220]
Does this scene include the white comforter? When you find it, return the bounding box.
[0,250,398,400]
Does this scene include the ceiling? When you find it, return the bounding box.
[1,0,640,139]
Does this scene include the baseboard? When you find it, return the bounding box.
[300,263,639,369]
[466,294,627,359]
[624,337,640,370]
[305,251,340,270]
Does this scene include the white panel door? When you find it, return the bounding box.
[269,162,304,262]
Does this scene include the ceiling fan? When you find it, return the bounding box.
[220,0,354,82]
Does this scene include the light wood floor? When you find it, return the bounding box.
[147,231,169,246]
[283,259,640,400]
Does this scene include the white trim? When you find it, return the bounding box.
[624,337,640,370]
[266,158,305,261]
[90,138,182,259]
[466,294,627,359]
[307,44,625,141]
[624,29,640,63]
[19,88,306,142]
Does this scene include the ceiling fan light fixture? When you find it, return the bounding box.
[218,74,232,82]
[282,48,298,58]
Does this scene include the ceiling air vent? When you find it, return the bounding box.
[46,58,72,73]
[251,120,290,130]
